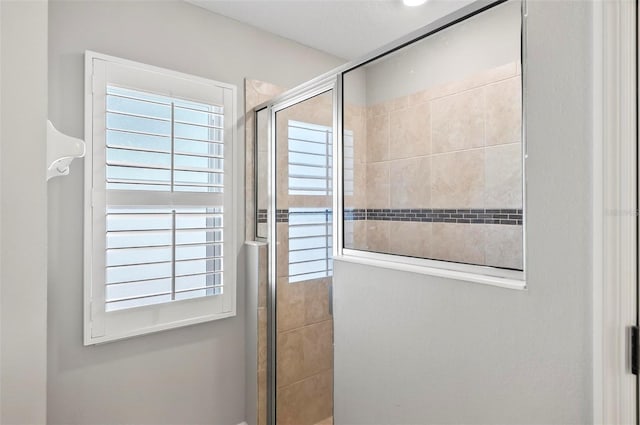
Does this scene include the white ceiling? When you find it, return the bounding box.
[185,0,474,60]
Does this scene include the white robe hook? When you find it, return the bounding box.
[46,120,86,181]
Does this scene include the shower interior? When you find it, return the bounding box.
[249,1,523,424]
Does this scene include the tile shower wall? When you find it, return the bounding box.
[347,62,523,270]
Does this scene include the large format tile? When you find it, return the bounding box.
[276,328,305,388]
[365,162,390,209]
[388,221,432,259]
[276,378,307,425]
[304,278,331,325]
[485,224,524,270]
[276,369,333,425]
[389,103,431,159]
[366,220,390,253]
[302,320,333,377]
[277,278,305,332]
[431,223,486,265]
[304,369,333,425]
[431,87,484,153]
[366,114,389,162]
[353,220,367,250]
[485,76,522,146]
[390,156,431,209]
[258,307,267,374]
[431,149,485,209]
[485,143,522,209]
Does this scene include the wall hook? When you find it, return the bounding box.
[47,120,85,181]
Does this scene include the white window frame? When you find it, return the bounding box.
[84,51,237,345]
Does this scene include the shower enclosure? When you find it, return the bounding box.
[254,82,337,425]
[249,0,524,423]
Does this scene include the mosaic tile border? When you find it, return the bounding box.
[259,209,523,225]
[346,208,523,225]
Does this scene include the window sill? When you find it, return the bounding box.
[335,249,526,290]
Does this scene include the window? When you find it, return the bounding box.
[287,120,332,196]
[340,0,524,286]
[288,208,333,282]
[84,52,236,344]
[286,120,336,282]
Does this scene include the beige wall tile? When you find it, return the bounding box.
[389,103,431,160]
[277,278,305,332]
[431,223,486,265]
[302,320,333,376]
[388,221,432,259]
[485,224,523,270]
[431,149,485,209]
[344,219,355,248]
[258,307,267,373]
[276,369,333,425]
[276,378,307,425]
[345,220,368,250]
[408,87,433,107]
[353,221,367,250]
[485,76,522,146]
[366,114,389,162]
[277,328,305,388]
[365,162,390,209]
[345,161,367,209]
[258,242,267,309]
[431,88,485,153]
[303,369,333,425]
[257,149,268,210]
[485,143,522,209]
[258,366,267,425]
[368,101,390,118]
[304,278,332,325]
[390,156,431,209]
[386,95,409,112]
[366,220,390,253]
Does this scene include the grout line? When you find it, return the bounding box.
[277,317,333,337]
[276,367,334,391]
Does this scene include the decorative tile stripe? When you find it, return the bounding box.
[260,208,522,225]
[346,208,523,225]
[257,209,268,224]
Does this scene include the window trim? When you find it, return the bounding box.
[84,51,237,345]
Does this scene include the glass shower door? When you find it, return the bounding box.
[272,89,334,425]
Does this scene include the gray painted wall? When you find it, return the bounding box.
[333,1,593,424]
[1,1,48,423]
[47,2,342,424]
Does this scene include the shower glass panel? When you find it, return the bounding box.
[256,107,269,239]
[274,90,334,425]
[342,0,523,271]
